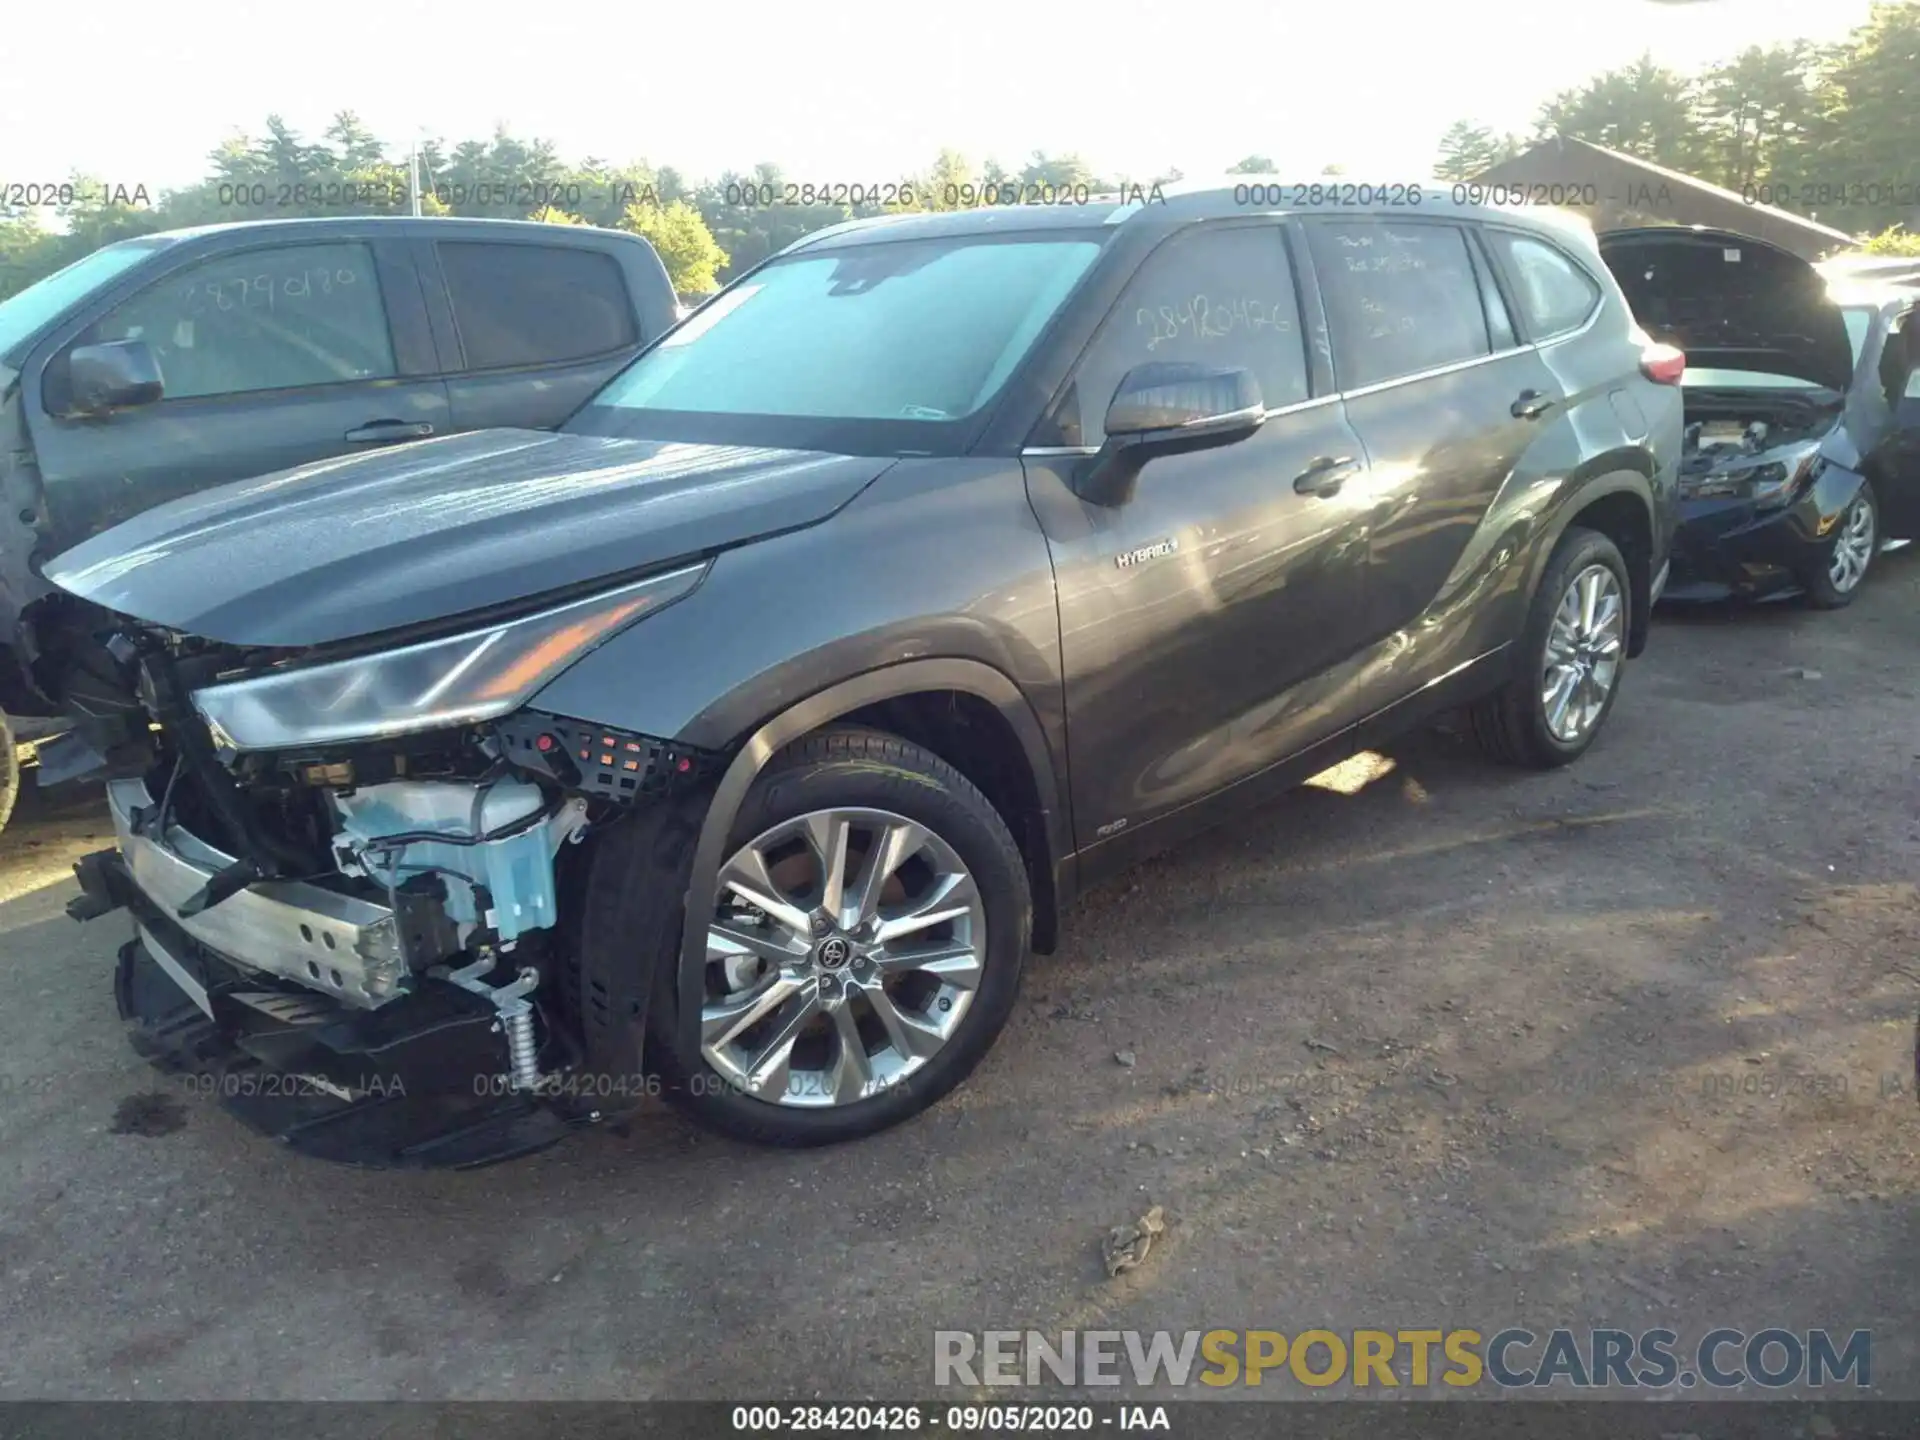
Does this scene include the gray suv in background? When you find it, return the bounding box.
[45,186,1681,1165]
[0,216,679,831]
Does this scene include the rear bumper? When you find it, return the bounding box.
[1658,463,1866,602]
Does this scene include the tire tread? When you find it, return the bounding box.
[645,724,1030,1148]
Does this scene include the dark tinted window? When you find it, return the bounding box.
[1049,224,1308,445]
[1885,310,1920,400]
[1485,231,1601,338]
[86,242,393,400]
[439,243,637,370]
[1467,234,1517,349]
[1309,221,1490,390]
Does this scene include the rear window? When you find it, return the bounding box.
[1484,231,1601,338]
[1308,221,1491,389]
[437,242,637,370]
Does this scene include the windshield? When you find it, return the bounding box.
[0,236,172,363]
[1681,305,1874,392]
[569,233,1103,453]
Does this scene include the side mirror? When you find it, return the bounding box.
[66,340,164,415]
[1077,362,1265,507]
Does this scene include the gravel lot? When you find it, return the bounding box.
[1,553,1916,1402]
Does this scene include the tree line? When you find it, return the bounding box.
[0,132,1179,303]
[1436,0,1920,249]
[5,2,1916,305]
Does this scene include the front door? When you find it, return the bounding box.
[25,236,449,555]
[1022,221,1374,859]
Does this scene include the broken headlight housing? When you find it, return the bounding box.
[191,562,706,752]
[1679,441,1821,507]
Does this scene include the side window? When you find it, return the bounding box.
[1484,231,1601,339]
[1045,225,1308,446]
[1309,221,1491,389]
[83,243,393,401]
[437,243,637,370]
[1467,234,1517,350]
[1895,313,1920,400]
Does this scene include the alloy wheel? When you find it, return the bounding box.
[701,807,985,1108]
[1540,562,1625,745]
[1828,492,1876,594]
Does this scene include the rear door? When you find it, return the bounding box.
[419,237,649,430]
[1306,217,1562,645]
[24,234,448,555]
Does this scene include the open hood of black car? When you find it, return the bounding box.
[1597,226,1856,392]
[44,429,893,647]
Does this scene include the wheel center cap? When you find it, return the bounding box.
[814,936,853,970]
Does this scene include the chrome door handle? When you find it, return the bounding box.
[1293,455,1360,497]
[345,420,435,443]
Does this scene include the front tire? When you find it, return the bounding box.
[0,711,18,838]
[1470,526,1630,769]
[647,727,1031,1146]
[1804,480,1877,610]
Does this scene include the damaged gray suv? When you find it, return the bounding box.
[40,187,1681,1165]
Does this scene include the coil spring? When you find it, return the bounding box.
[504,1010,541,1092]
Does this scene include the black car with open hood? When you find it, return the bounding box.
[1597,225,1920,607]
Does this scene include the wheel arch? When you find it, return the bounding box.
[672,658,1071,1066]
[1530,465,1658,658]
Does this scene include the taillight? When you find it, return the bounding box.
[1640,342,1686,385]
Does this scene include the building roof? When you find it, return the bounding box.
[1474,134,1858,260]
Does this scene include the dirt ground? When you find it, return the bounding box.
[0,553,1916,1403]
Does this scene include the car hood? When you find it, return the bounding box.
[45,429,893,647]
[1597,227,1856,392]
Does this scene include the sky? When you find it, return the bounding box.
[0,0,1881,199]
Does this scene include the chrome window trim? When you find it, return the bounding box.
[1336,343,1538,401]
[1018,394,1342,458]
[1265,394,1341,419]
[1533,300,1606,350]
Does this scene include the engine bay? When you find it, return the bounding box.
[1678,391,1838,481]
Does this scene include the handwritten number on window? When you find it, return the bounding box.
[1135,295,1295,351]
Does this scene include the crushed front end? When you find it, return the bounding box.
[50,568,713,1168]
[1661,397,1858,602]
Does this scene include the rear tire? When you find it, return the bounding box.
[645,726,1030,1146]
[0,711,18,838]
[1470,526,1631,769]
[1803,480,1876,610]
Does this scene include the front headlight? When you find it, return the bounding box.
[1679,442,1820,507]
[192,562,707,752]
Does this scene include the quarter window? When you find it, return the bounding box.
[1046,225,1309,446]
[1485,231,1601,339]
[84,243,394,400]
[1308,221,1490,390]
[438,242,637,370]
